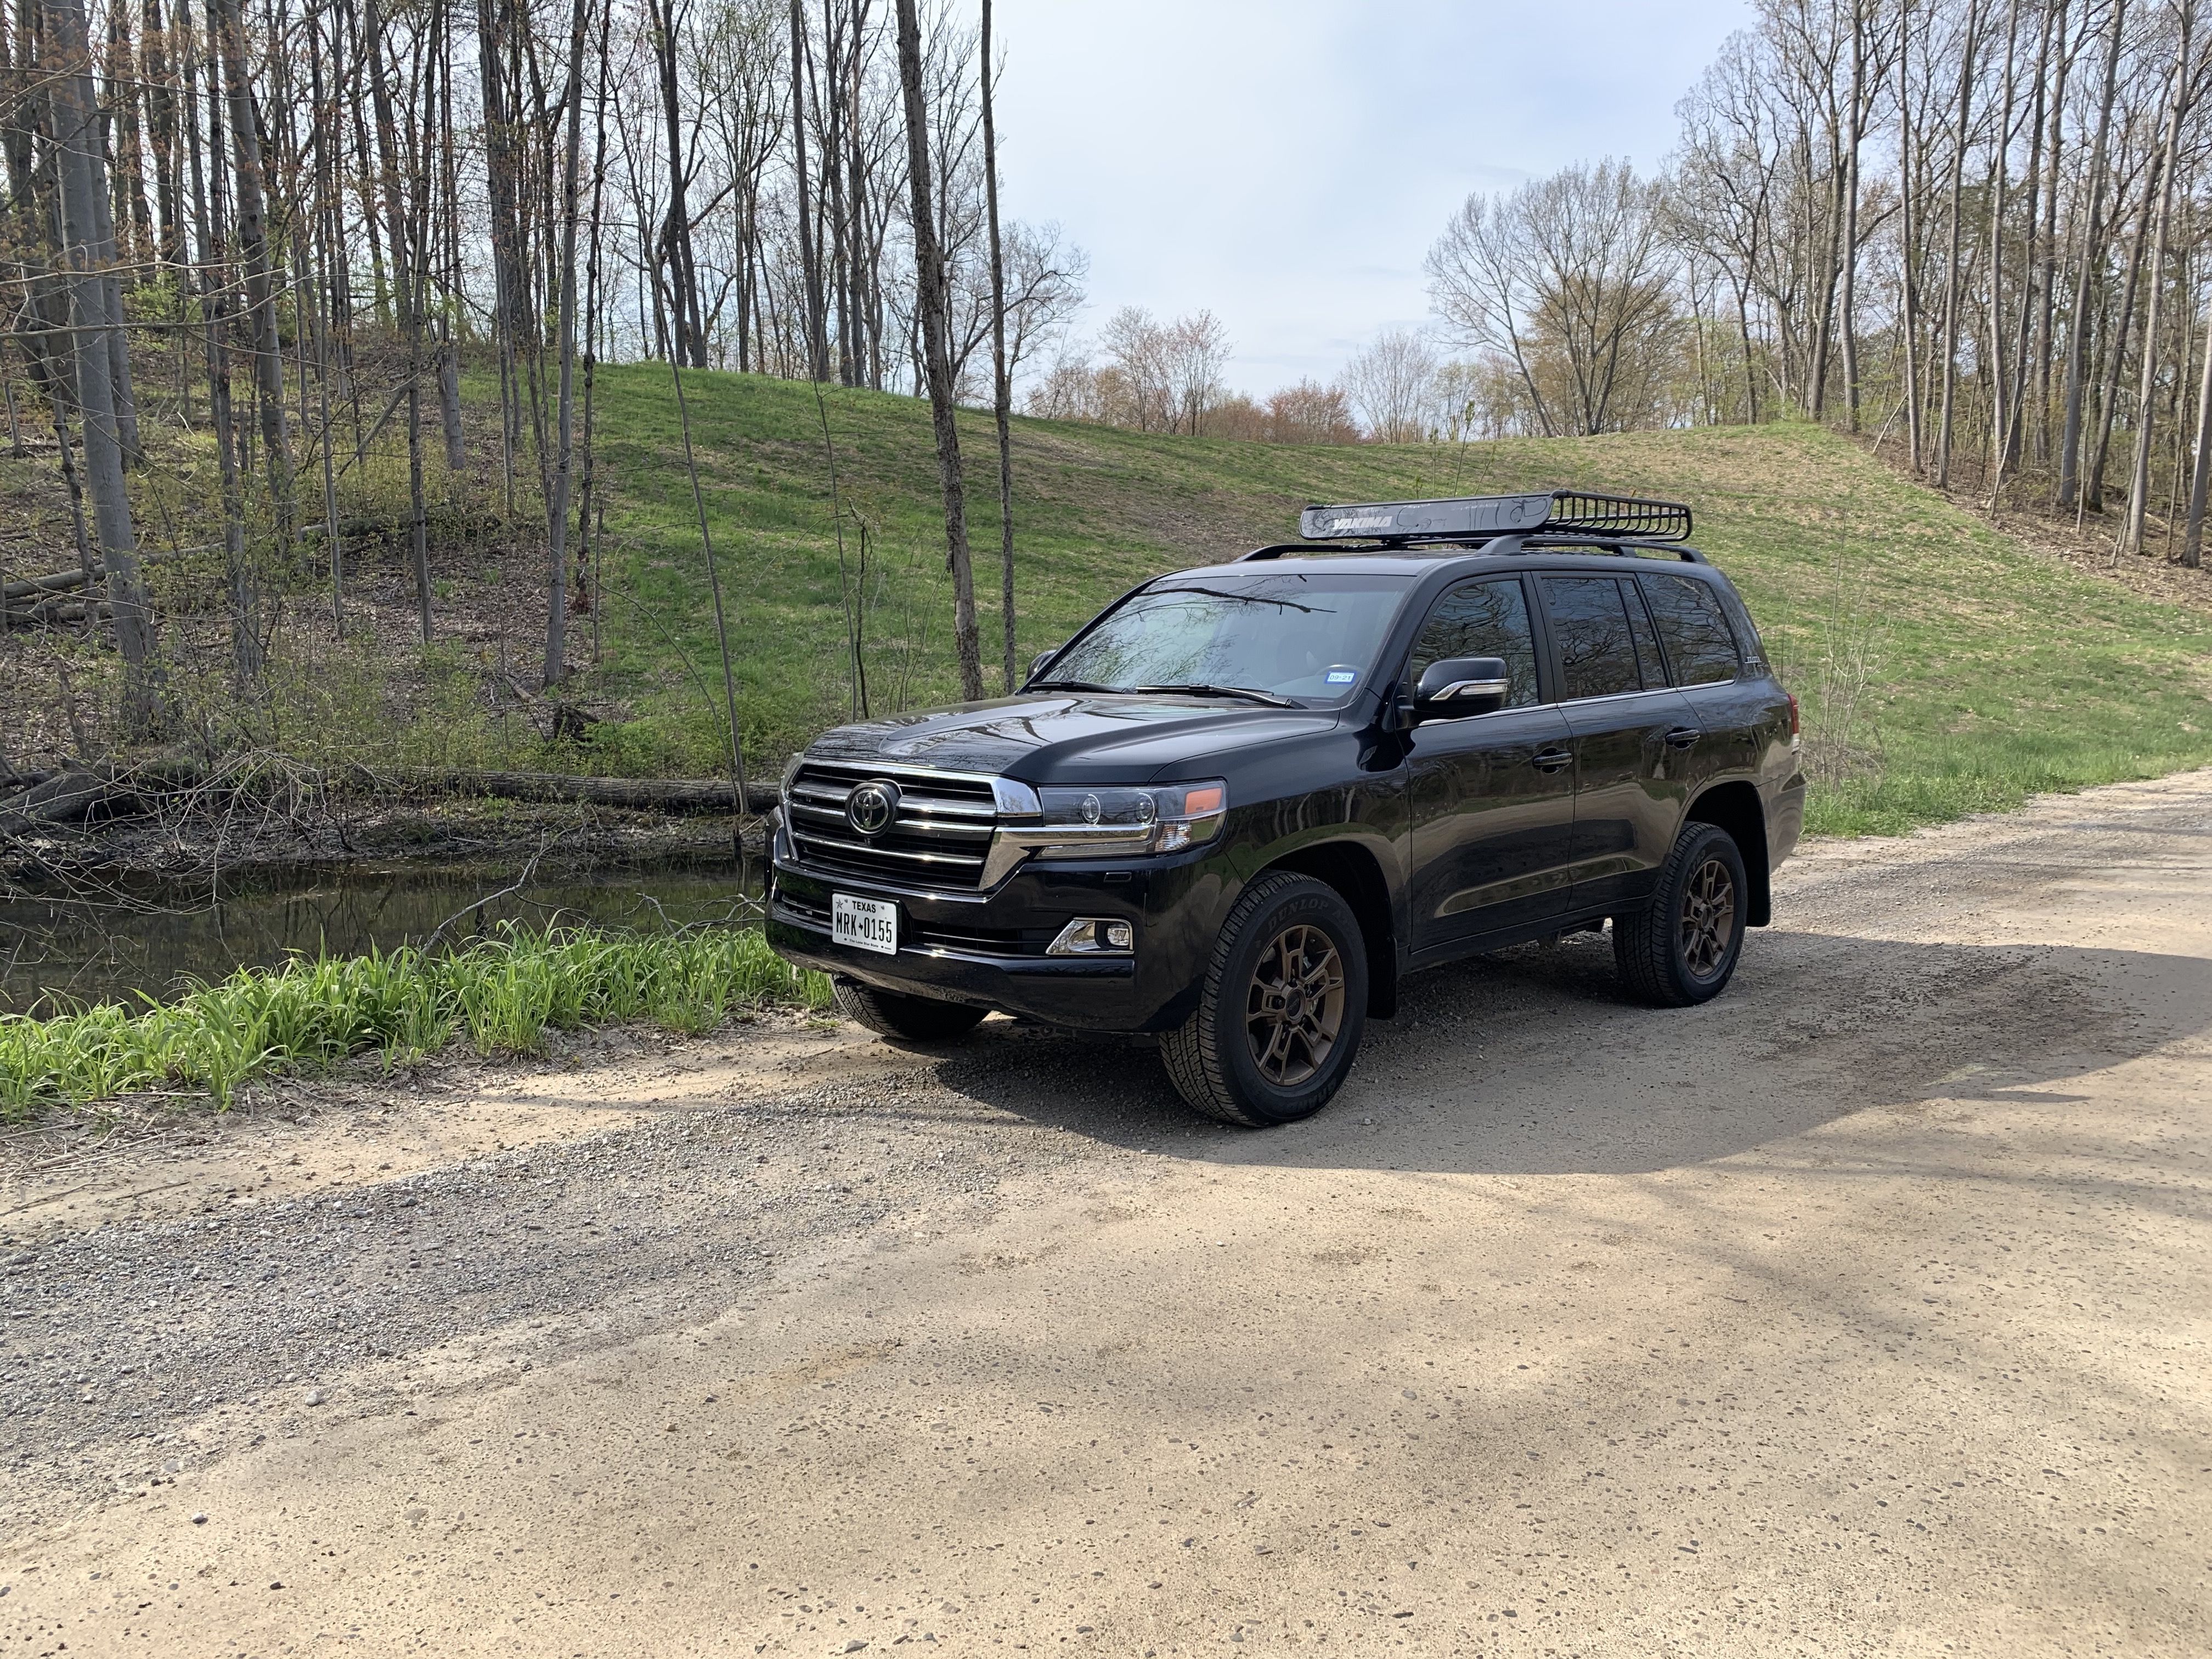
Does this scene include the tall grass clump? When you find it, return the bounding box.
[0,925,832,1119]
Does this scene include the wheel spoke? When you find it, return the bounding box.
[1243,919,1349,1087]
[1678,857,1735,977]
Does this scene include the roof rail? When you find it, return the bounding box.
[1292,489,1693,545]
[1495,534,1707,565]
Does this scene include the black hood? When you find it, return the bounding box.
[802,692,1342,783]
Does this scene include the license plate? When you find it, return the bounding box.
[832,893,899,956]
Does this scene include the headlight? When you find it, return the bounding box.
[1025,780,1227,859]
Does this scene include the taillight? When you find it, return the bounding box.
[1786,692,1801,738]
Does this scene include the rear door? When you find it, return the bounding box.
[1402,575,1578,953]
[1639,570,1757,788]
[1537,574,1699,915]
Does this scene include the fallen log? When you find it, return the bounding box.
[369,767,778,816]
[0,764,118,838]
[3,597,112,629]
[2,758,779,847]
[2,566,93,602]
[0,757,210,839]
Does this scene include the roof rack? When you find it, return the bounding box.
[1291,489,1693,545]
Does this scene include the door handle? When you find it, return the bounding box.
[1531,746,1572,773]
[1664,726,1703,751]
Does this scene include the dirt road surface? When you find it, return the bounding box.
[4,772,2209,1657]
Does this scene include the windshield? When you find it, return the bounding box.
[1038,572,1414,703]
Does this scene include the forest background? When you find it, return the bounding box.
[3,0,2211,839]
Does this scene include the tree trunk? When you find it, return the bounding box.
[212,0,292,548]
[1935,0,1981,489]
[982,0,1015,692]
[2123,12,2192,555]
[140,0,182,269]
[47,0,159,729]
[2086,160,2155,514]
[1897,0,1923,472]
[791,0,829,380]
[436,5,466,473]
[86,13,137,464]
[647,0,702,366]
[541,0,589,690]
[2183,286,2212,568]
[1984,0,2022,481]
[893,0,981,700]
[180,0,252,678]
[1839,0,1865,433]
[1992,0,2056,499]
[2058,0,2124,509]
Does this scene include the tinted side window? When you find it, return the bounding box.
[1643,573,1742,686]
[1408,579,1539,708]
[1710,579,1768,669]
[1623,582,1666,687]
[1539,576,1643,700]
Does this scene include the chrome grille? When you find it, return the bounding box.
[784,762,998,890]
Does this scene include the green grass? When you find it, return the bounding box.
[580,370,2212,835]
[0,924,832,1118]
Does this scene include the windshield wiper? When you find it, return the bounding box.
[1131,682,1299,708]
[1029,678,1300,708]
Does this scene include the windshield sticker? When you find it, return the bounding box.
[1325,668,1358,685]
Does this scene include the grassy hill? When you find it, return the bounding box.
[578,366,2212,837]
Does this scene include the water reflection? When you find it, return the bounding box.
[0,857,761,1013]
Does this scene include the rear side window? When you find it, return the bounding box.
[1539,576,1644,700]
[1711,580,1769,669]
[1408,578,1539,708]
[1641,573,1742,686]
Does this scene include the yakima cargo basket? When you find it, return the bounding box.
[1296,489,1692,545]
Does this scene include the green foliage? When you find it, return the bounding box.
[0,925,832,1118]
[74,362,2208,831]
[580,368,2212,836]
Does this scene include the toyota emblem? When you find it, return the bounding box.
[846,779,900,836]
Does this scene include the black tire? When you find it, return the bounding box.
[1161,872,1368,1128]
[831,977,990,1042]
[1613,821,1748,1007]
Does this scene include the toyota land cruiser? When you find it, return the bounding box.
[766,490,1806,1127]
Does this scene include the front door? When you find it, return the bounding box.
[1403,576,1579,953]
[1537,574,1698,915]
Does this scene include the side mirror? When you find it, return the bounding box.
[1027,646,1062,684]
[1413,657,1510,720]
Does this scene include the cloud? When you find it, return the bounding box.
[993,0,1753,391]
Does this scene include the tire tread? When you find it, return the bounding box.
[1161,871,1358,1127]
[832,977,989,1042]
[1612,822,1744,1007]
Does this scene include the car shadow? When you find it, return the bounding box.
[893,928,2212,1179]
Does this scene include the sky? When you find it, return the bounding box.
[992,0,1756,395]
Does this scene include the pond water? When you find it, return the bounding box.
[0,855,764,1014]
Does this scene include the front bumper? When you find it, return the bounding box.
[765,817,1223,1031]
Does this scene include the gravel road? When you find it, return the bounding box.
[4,770,2209,1657]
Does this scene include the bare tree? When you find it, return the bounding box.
[1344,326,1441,442]
[2122,1,2195,554]
[1427,160,1681,435]
[44,0,157,727]
[981,0,1014,691]
[543,0,593,687]
[894,0,981,699]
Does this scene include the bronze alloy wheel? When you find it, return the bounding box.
[1244,923,1347,1087]
[1679,856,1737,978]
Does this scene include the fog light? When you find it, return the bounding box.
[1048,918,1135,956]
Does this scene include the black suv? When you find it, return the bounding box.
[766,491,1805,1126]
